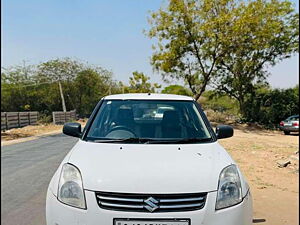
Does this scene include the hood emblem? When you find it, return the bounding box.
[144,197,159,212]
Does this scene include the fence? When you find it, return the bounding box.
[52,110,76,124]
[1,112,38,131]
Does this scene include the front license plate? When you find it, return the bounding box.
[114,219,190,225]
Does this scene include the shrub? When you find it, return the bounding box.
[243,86,299,128]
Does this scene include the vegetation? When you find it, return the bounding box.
[1,0,299,129]
[161,85,193,96]
[199,86,299,128]
[242,85,299,128]
[147,0,299,114]
[1,59,163,119]
[201,91,239,115]
[121,71,161,93]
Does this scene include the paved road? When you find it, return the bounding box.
[1,133,78,225]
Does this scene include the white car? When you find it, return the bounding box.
[46,93,252,225]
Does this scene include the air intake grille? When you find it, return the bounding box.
[95,191,207,213]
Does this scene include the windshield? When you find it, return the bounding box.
[85,100,212,143]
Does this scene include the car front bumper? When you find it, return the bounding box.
[46,189,253,225]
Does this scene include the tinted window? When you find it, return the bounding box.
[86,100,211,142]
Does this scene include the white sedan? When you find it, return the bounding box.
[46,93,252,225]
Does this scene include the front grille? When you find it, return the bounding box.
[95,191,207,213]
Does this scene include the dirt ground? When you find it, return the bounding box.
[1,122,299,224]
[219,125,299,225]
[1,119,87,142]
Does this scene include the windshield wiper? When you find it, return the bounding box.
[90,137,154,143]
[88,137,212,144]
[146,137,212,144]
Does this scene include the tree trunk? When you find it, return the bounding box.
[194,93,201,101]
[58,81,67,112]
[238,97,247,118]
[194,84,207,102]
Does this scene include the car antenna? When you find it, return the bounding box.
[148,93,151,96]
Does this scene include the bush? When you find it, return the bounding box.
[38,113,52,124]
[200,90,240,122]
[205,109,236,124]
[243,86,299,128]
[161,85,193,96]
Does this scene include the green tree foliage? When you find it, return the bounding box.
[161,85,193,96]
[242,85,299,127]
[123,71,161,93]
[147,0,299,112]
[147,0,229,100]
[213,0,299,115]
[36,58,83,82]
[36,58,85,112]
[1,59,119,118]
[201,90,239,115]
[73,69,112,116]
[1,64,38,111]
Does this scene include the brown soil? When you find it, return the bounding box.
[219,128,299,225]
[1,119,87,141]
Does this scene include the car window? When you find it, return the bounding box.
[86,100,212,143]
[287,115,299,121]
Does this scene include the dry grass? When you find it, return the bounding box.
[1,119,87,141]
[205,109,236,124]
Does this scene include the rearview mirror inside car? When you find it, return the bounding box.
[215,125,234,139]
[63,122,82,138]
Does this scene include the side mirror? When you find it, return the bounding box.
[215,125,234,139]
[63,122,82,138]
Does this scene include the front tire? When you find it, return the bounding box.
[284,131,290,135]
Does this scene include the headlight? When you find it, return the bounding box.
[216,164,242,210]
[57,163,86,209]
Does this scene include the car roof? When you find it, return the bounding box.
[103,93,194,101]
[287,115,299,119]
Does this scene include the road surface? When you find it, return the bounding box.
[1,133,78,225]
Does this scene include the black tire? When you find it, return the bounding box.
[284,131,290,135]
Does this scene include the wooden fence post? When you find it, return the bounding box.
[28,112,31,125]
[18,112,20,128]
[5,113,8,130]
[53,112,55,124]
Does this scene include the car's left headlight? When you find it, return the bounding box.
[216,164,242,210]
[57,163,86,209]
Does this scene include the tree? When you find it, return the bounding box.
[73,69,113,116]
[147,0,299,113]
[125,71,161,93]
[1,59,117,117]
[201,90,239,114]
[147,0,235,100]
[37,58,83,112]
[242,85,299,127]
[161,85,193,96]
[1,64,37,111]
[212,0,299,115]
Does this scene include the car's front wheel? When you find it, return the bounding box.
[284,131,290,135]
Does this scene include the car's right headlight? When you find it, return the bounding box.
[57,163,86,209]
[216,164,242,210]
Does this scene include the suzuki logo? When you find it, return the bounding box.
[144,197,159,212]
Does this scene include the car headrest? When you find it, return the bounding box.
[162,110,180,126]
[116,108,134,125]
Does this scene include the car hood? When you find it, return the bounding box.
[68,140,234,193]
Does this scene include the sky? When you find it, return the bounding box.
[1,0,299,88]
